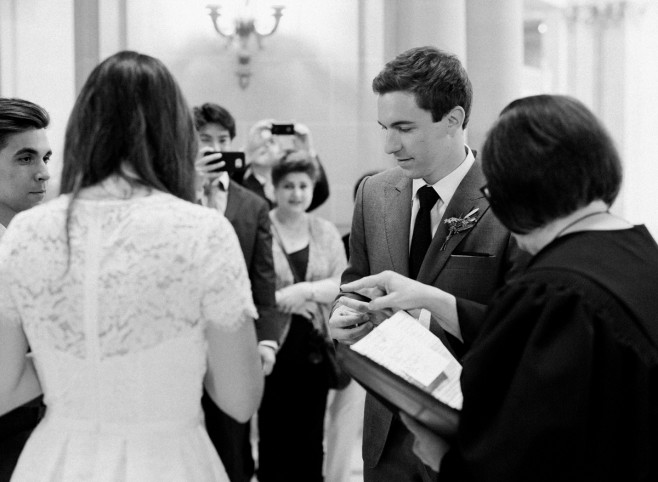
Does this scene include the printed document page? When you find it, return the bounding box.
[350,310,463,410]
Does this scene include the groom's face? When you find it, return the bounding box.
[377,91,451,185]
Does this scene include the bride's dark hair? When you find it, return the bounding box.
[59,51,198,271]
[61,50,197,202]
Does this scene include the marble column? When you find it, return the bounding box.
[74,0,128,93]
[99,0,128,60]
[564,2,632,216]
[0,0,76,191]
[383,0,467,62]
[74,0,100,94]
[622,1,658,235]
[466,0,524,152]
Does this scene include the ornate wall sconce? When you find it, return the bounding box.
[207,1,285,89]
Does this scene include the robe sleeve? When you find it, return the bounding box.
[441,279,606,482]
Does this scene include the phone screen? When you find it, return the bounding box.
[271,124,296,152]
[271,123,295,135]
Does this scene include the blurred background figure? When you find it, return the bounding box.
[193,102,281,482]
[257,151,346,482]
[0,97,50,481]
[0,51,263,481]
[323,169,380,482]
[323,370,366,482]
[344,94,658,481]
[236,119,330,211]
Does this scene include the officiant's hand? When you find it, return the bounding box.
[341,270,434,313]
[328,298,373,345]
[400,413,451,472]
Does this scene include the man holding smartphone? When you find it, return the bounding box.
[193,103,282,482]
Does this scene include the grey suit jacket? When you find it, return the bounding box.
[340,162,527,468]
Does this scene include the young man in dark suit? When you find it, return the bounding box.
[0,97,51,481]
[193,103,282,482]
[329,47,527,481]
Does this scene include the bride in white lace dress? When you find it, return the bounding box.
[0,51,264,481]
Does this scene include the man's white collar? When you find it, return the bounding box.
[412,146,475,206]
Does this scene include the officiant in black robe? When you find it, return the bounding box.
[344,95,658,481]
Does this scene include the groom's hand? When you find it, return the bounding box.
[340,297,394,327]
[328,297,373,345]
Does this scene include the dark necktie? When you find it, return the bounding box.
[409,185,440,279]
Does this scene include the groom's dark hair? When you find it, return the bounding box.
[372,46,473,128]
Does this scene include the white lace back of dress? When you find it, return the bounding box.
[4,179,256,423]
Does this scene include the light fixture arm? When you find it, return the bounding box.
[207,6,233,42]
[206,3,285,89]
[255,6,284,38]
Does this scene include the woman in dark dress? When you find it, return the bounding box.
[257,152,346,482]
[342,95,658,481]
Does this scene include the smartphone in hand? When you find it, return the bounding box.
[205,151,245,174]
[270,123,295,135]
[271,123,296,152]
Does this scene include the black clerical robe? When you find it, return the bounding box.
[441,226,658,482]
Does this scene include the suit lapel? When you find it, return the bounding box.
[417,161,489,284]
[224,181,239,223]
[384,175,412,276]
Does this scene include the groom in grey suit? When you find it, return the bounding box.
[329,47,527,481]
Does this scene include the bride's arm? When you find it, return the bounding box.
[0,322,41,416]
[204,317,264,423]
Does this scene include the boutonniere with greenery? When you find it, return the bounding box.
[441,208,480,251]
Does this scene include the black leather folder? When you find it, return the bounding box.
[336,343,460,438]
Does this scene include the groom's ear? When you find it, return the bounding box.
[446,107,465,132]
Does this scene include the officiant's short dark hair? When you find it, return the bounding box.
[481,94,622,234]
[372,46,472,128]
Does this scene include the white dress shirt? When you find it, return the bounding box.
[408,147,474,333]
[201,172,230,214]
[409,147,475,247]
